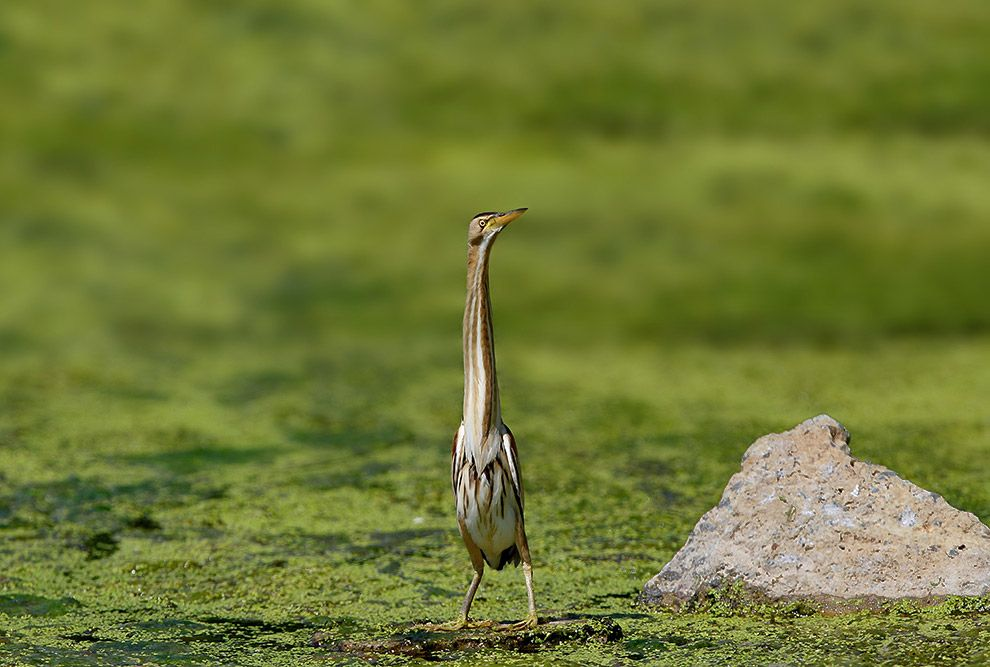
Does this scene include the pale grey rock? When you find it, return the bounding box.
[643,415,990,608]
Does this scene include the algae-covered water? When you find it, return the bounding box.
[3,1,990,665]
[4,337,990,664]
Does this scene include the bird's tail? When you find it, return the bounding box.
[489,544,520,571]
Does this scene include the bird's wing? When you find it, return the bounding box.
[451,423,465,492]
[501,426,524,509]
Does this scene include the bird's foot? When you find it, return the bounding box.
[503,612,539,631]
[415,618,495,632]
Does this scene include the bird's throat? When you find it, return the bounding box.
[463,239,501,465]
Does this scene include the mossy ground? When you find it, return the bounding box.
[3,1,990,665]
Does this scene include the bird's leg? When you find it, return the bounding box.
[522,561,537,622]
[418,567,493,631]
[505,563,538,630]
[506,524,539,630]
[458,569,494,628]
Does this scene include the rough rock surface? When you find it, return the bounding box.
[643,415,990,608]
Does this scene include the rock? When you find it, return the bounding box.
[642,415,990,611]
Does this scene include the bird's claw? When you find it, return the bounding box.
[504,613,539,631]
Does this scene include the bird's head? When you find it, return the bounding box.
[467,208,527,246]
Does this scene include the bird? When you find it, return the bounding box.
[445,207,538,630]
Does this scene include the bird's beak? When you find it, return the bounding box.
[489,208,528,230]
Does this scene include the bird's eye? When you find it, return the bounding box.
[478,219,487,229]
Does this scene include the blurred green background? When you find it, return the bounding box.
[2,1,990,665]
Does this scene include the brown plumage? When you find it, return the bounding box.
[446,208,537,630]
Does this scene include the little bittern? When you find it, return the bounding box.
[448,207,537,630]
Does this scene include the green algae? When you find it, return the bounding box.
[0,595,82,618]
[3,340,990,665]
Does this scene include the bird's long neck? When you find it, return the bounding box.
[463,237,502,463]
